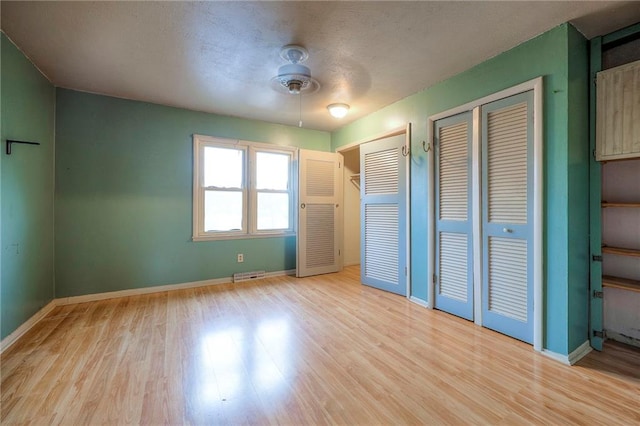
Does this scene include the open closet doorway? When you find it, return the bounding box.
[338,125,411,297]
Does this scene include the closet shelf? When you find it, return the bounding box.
[602,246,640,258]
[602,275,640,293]
[601,202,640,208]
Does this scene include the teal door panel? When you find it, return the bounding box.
[360,134,407,296]
[481,91,534,344]
[434,112,474,320]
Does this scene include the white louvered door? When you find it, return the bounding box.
[297,150,343,277]
[481,91,534,344]
[360,134,407,295]
[434,112,474,320]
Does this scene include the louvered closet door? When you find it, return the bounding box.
[360,134,407,295]
[434,112,474,320]
[297,150,343,278]
[481,91,534,344]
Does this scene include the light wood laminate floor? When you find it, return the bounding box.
[2,266,639,424]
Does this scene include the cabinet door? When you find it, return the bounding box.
[596,59,640,161]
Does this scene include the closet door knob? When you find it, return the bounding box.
[503,228,513,233]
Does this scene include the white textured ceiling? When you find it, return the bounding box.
[2,1,640,131]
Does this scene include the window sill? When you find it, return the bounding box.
[192,232,296,242]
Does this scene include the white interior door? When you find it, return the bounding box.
[297,150,343,277]
[360,134,408,295]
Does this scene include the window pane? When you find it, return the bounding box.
[257,193,289,230]
[204,147,243,188]
[204,190,243,232]
[256,152,289,190]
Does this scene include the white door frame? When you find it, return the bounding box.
[337,124,412,298]
[427,77,543,351]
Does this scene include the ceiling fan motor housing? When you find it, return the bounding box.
[277,63,312,94]
[272,45,319,95]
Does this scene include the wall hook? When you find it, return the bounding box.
[6,139,40,155]
[401,145,410,156]
[422,141,431,153]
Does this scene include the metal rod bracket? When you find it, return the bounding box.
[6,139,40,155]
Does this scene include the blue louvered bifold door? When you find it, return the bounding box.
[481,91,534,343]
[434,112,474,320]
[360,134,407,295]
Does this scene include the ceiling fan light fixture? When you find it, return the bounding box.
[276,63,311,94]
[271,47,319,95]
[287,80,303,95]
[327,103,350,118]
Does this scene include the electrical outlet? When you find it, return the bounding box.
[237,253,244,263]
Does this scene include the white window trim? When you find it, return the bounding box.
[192,134,297,241]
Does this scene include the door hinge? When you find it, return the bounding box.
[338,249,341,256]
[592,255,603,262]
[405,266,407,276]
[593,290,603,299]
[593,330,605,339]
[433,274,437,284]
[592,149,597,161]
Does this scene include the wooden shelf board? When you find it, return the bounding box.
[602,275,640,293]
[602,246,640,257]
[601,202,640,208]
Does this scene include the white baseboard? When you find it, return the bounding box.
[568,340,593,365]
[605,331,640,349]
[1,300,57,355]
[541,340,592,365]
[57,269,296,306]
[56,276,233,305]
[2,269,296,352]
[268,269,296,278]
[409,296,429,308]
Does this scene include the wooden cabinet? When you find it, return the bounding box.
[596,59,640,161]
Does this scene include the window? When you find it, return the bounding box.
[193,135,296,240]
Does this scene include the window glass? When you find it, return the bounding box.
[257,193,289,230]
[204,147,243,188]
[256,152,289,190]
[204,190,243,231]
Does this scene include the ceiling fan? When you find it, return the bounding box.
[271,44,348,127]
[271,45,320,96]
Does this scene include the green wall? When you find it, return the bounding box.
[55,89,330,297]
[331,24,590,355]
[566,26,590,352]
[1,33,56,340]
